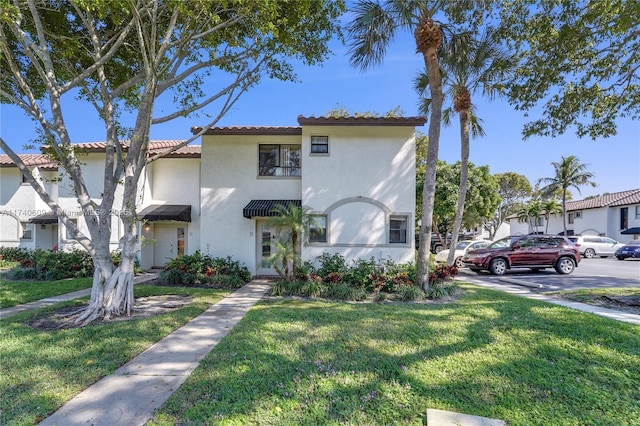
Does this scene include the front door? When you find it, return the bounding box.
[153,224,186,268]
[256,220,278,276]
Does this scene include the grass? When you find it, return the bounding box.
[0,277,94,309]
[148,284,640,426]
[0,285,230,426]
[546,287,640,308]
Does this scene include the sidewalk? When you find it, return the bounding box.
[0,271,160,318]
[38,280,272,426]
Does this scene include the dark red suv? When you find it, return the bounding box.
[461,235,581,275]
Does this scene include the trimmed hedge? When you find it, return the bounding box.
[160,251,251,288]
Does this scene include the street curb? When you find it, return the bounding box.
[499,277,544,289]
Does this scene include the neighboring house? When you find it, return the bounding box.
[1,141,199,263]
[195,115,426,275]
[508,189,640,242]
[2,115,426,276]
[0,154,59,250]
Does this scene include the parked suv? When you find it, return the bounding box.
[567,236,624,258]
[462,235,581,275]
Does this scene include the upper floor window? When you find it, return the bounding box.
[258,144,300,177]
[389,216,408,244]
[568,213,575,224]
[310,136,329,154]
[635,205,640,219]
[620,207,628,230]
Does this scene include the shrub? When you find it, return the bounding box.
[428,264,458,285]
[397,284,425,301]
[426,281,460,299]
[315,253,348,278]
[161,251,251,287]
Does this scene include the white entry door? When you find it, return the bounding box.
[153,224,186,268]
[256,220,278,276]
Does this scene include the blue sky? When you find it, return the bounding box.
[1,29,638,200]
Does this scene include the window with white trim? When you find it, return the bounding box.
[258,144,301,177]
[389,216,408,244]
[568,213,575,224]
[635,205,640,219]
[308,215,327,243]
[20,222,33,240]
[310,136,329,154]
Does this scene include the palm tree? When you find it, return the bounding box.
[267,203,313,279]
[348,1,444,290]
[516,200,543,234]
[416,30,512,265]
[537,156,597,235]
[541,198,562,233]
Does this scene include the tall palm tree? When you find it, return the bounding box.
[537,156,597,235]
[416,30,512,265]
[348,1,444,290]
[516,200,542,234]
[541,198,562,233]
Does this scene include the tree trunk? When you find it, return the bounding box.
[447,110,470,265]
[417,42,444,291]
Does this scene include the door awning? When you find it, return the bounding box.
[29,213,58,224]
[242,199,301,218]
[138,204,191,222]
[621,227,640,235]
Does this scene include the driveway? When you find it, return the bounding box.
[459,257,640,291]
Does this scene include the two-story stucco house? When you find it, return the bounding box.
[2,115,426,276]
[194,115,426,275]
[508,188,640,242]
[1,141,200,263]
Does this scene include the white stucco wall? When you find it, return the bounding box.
[200,134,302,273]
[138,157,201,269]
[300,125,416,265]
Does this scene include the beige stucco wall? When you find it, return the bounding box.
[199,134,302,273]
[300,125,416,266]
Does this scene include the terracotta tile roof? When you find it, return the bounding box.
[192,126,302,136]
[0,153,58,170]
[566,189,640,211]
[297,115,428,126]
[1,140,200,168]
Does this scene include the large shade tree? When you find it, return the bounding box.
[497,0,640,139]
[537,155,597,235]
[347,0,490,289]
[485,172,532,240]
[415,29,511,264]
[0,0,344,324]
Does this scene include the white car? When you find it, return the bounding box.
[435,240,491,267]
[568,236,625,258]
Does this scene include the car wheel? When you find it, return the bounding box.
[555,256,575,274]
[434,245,444,253]
[454,257,464,268]
[489,258,507,275]
[616,256,624,261]
[584,248,596,258]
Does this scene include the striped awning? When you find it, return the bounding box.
[138,204,191,222]
[242,200,301,219]
[29,213,58,224]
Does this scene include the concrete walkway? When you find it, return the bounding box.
[0,271,160,318]
[38,280,272,426]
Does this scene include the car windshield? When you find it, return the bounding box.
[455,241,471,249]
[488,236,518,249]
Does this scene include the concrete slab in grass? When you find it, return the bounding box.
[427,408,506,426]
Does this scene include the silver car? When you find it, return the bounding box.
[568,236,625,258]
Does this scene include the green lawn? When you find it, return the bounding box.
[0,277,93,308]
[149,284,640,426]
[0,285,230,426]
